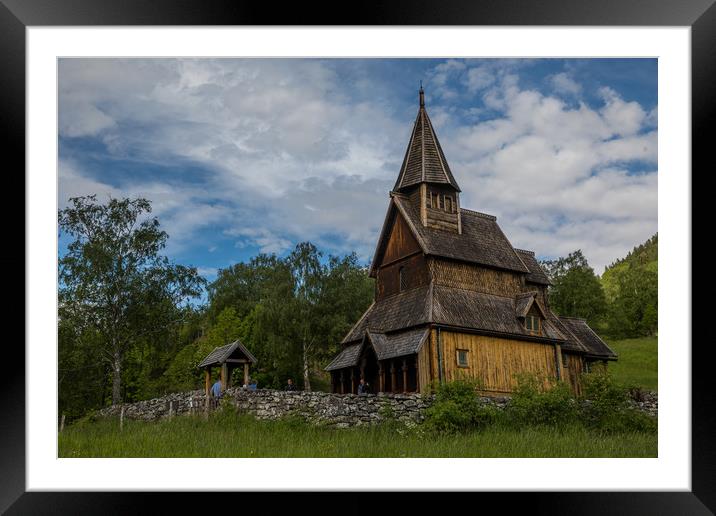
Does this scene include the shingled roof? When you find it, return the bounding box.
[342,283,567,345]
[558,316,618,360]
[197,339,257,368]
[324,342,362,371]
[368,327,430,360]
[369,195,530,277]
[515,249,551,285]
[393,87,461,192]
[545,313,588,353]
[325,327,431,371]
[514,291,546,318]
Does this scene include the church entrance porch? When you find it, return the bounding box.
[330,354,419,394]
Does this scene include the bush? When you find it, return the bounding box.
[505,375,578,428]
[422,380,497,434]
[580,370,656,433]
[579,369,626,427]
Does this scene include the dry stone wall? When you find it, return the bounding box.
[95,388,656,426]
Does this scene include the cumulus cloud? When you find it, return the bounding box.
[440,73,657,273]
[549,72,582,96]
[58,58,657,274]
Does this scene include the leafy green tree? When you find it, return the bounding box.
[206,254,284,323]
[59,195,205,405]
[540,250,607,327]
[607,266,658,338]
[214,243,373,391]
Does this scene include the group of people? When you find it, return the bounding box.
[209,377,302,404]
[209,376,371,406]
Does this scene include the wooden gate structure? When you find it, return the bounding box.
[197,339,257,396]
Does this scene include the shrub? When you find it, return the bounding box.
[579,369,626,427]
[505,374,578,428]
[580,370,656,433]
[422,380,497,434]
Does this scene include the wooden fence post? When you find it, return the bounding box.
[59,414,65,433]
[120,406,125,431]
[169,401,174,418]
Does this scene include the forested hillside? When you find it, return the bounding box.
[600,234,658,338]
[539,234,657,339]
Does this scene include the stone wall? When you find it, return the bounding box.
[95,388,656,427]
[627,390,658,418]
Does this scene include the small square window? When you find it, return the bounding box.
[456,349,469,367]
[525,315,541,333]
[427,192,433,208]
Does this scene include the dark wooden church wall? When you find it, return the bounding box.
[377,253,428,300]
[382,211,421,265]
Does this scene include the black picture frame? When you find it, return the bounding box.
[2,1,709,513]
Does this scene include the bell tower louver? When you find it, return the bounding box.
[393,86,462,233]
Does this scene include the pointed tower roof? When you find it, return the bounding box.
[393,86,461,192]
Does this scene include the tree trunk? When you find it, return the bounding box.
[112,352,122,405]
[302,340,312,392]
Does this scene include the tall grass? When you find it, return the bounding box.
[59,409,656,458]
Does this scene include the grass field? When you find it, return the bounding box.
[605,337,658,391]
[59,410,656,458]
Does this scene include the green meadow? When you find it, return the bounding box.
[59,410,656,458]
[606,337,658,391]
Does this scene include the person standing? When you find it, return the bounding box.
[285,378,297,391]
[210,378,222,408]
[357,378,370,395]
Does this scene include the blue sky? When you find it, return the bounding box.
[58,58,657,281]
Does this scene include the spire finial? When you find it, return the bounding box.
[419,81,425,108]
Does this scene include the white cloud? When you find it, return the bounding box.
[466,65,495,93]
[549,72,582,96]
[598,86,647,136]
[438,72,657,273]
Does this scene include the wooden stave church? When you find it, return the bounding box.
[325,87,617,396]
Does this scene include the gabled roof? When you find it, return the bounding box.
[367,327,430,361]
[197,339,258,368]
[515,249,551,285]
[368,195,530,277]
[325,342,362,371]
[514,291,547,318]
[393,88,461,192]
[558,316,618,360]
[342,282,566,345]
[325,327,431,371]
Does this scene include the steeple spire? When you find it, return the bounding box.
[393,86,461,193]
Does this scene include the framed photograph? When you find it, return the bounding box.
[4,0,710,513]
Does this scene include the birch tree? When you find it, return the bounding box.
[59,195,205,405]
